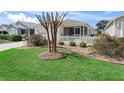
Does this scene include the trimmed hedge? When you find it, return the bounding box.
[0,34,22,41]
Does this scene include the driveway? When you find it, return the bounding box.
[0,41,27,51]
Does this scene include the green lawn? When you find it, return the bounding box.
[0,40,11,44]
[0,47,124,80]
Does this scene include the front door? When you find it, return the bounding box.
[74,27,81,36]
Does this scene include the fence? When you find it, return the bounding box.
[59,35,99,45]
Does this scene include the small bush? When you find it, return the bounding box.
[28,34,47,46]
[80,42,87,48]
[70,41,76,46]
[58,42,64,45]
[11,35,22,41]
[93,34,124,59]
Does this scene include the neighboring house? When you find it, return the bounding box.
[0,24,9,34]
[7,21,46,37]
[105,15,124,37]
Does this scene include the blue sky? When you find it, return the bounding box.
[0,11,124,28]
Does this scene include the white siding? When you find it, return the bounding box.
[7,27,18,35]
[115,17,124,37]
[105,22,115,36]
[105,16,124,37]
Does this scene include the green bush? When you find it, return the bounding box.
[80,42,87,48]
[11,35,22,41]
[70,41,76,46]
[58,42,64,45]
[93,34,124,58]
[0,34,22,41]
[28,34,47,46]
[0,34,8,40]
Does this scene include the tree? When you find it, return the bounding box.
[96,20,109,32]
[36,12,68,53]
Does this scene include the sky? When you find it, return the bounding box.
[0,11,124,28]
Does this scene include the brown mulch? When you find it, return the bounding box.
[59,45,124,64]
[39,51,67,60]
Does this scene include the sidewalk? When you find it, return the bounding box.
[0,41,27,51]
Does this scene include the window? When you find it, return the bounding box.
[18,28,25,35]
[64,27,74,36]
[30,29,35,35]
[75,27,80,34]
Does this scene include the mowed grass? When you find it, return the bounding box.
[0,47,124,80]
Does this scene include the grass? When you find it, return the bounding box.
[0,39,11,44]
[0,47,124,80]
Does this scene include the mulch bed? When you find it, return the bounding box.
[39,51,67,60]
[59,45,124,64]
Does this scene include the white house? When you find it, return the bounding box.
[7,21,46,37]
[105,15,124,37]
[57,19,96,44]
[6,19,96,44]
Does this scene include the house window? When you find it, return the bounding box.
[18,28,26,35]
[74,27,80,34]
[21,29,25,34]
[30,29,35,35]
[64,27,74,36]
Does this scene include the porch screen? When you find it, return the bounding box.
[64,27,74,36]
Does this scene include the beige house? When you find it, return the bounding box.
[105,15,124,37]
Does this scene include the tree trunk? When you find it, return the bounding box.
[54,30,57,52]
[52,28,57,53]
[50,23,54,52]
[46,30,51,52]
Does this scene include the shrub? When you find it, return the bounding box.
[28,34,47,46]
[80,42,87,48]
[11,35,22,41]
[58,42,64,45]
[93,34,124,58]
[70,41,76,46]
[0,34,8,40]
[0,34,22,41]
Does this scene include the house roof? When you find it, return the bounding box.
[17,21,41,29]
[0,24,8,31]
[104,14,124,30]
[62,19,94,30]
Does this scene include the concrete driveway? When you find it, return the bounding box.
[0,41,27,51]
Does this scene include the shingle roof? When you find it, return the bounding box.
[62,19,94,30]
[17,21,41,29]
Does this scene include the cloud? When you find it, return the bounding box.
[67,12,114,21]
[7,13,38,23]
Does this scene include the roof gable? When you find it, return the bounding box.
[105,14,124,30]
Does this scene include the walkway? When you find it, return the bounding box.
[0,41,27,51]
